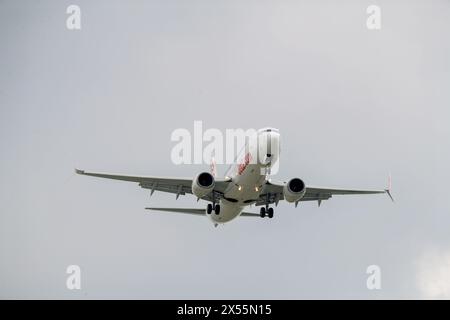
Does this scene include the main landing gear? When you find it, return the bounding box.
[260,206,274,218]
[206,203,220,215]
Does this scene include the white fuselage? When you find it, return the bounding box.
[208,128,280,224]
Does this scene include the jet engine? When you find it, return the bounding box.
[192,172,215,198]
[283,178,306,203]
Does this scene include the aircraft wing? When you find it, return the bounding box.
[75,169,230,201]
[302,186,387,202]
[257,179,392,206]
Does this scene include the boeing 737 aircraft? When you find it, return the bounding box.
[76,128,393,226]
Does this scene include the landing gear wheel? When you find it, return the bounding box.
[260,207,266,218]
[206,203,213,214]
[268,207,274,218]
[214,204,221,215]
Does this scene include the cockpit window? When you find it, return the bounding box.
[258,127,279,133]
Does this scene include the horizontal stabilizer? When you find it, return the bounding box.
[145,207,260,217]
[240,212,261,217]
[145,207,205,215]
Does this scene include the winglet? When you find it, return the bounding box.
[210,157,217,178]
[75,168,85,175]
[385,173,394,202]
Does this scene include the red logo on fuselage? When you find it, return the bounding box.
[237,152,252,175]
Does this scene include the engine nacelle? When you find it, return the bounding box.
[192,172,215,198]
[283,178,306,203]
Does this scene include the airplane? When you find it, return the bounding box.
[76,127,393,226]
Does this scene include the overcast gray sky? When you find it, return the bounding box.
[1,0,450,299]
